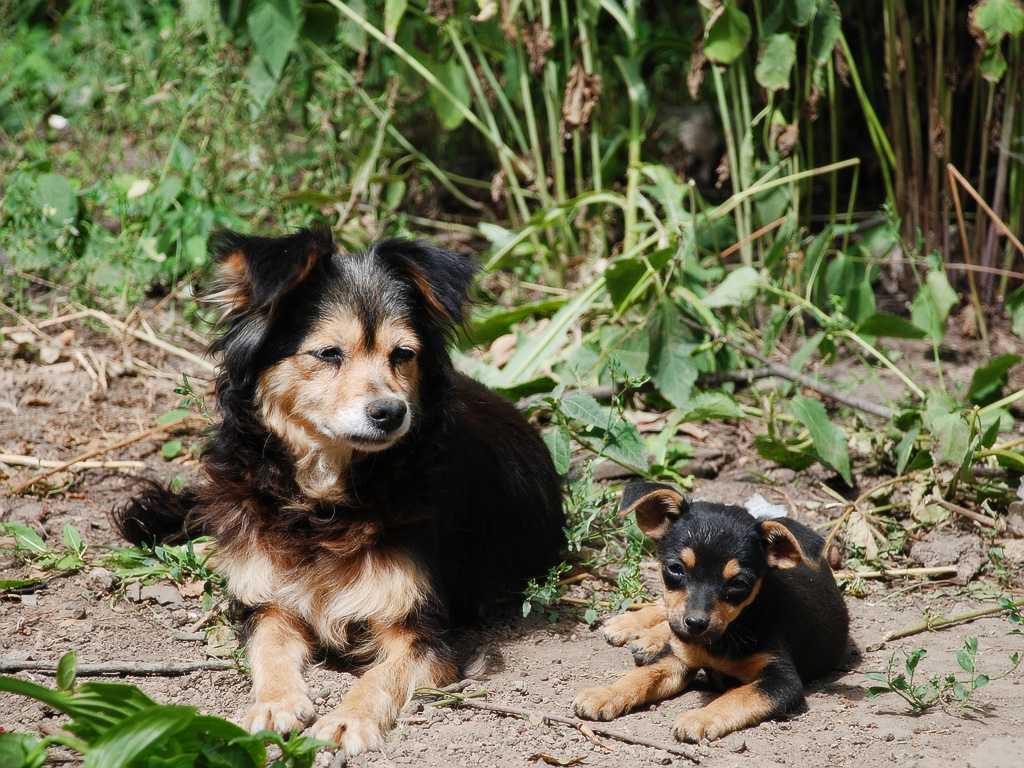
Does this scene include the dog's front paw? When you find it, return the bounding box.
[601,613,642,647]
[308,711,386,756]
[573,686,629,722]
[672,708,730,743]
[244,692,317,734]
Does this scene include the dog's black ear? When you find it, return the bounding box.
[759,520,813,570]
[371,239,477,326]
[209,227,335,313]
[619,482,687,540]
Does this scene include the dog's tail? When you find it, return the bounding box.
[113,480,202,546]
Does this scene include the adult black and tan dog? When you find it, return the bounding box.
[116,228,564,755]
[574,482,848,742]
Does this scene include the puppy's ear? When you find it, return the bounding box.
[759,520,813,570]
[619,482,687,540]
[209,227,335,313]
[371,240,477,326]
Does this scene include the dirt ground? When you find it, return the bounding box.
[2,309,1023,768]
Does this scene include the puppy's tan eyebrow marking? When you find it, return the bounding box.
[723,558,742,580]
[680,547,696,568]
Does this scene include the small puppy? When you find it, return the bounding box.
[116,227,564,755]
[574,482,849,742]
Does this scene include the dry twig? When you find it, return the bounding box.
[7,415,203,495]
[881,596,1024,644]
[0,454,143,471]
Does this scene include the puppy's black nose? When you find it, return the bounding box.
[366,399,407,433]
[683,614,709,634]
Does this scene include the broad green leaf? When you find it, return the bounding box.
[162,440,184,460]
[36,173,77,222]
[1,523,50,555]
[63,524,83,553]
[558,391,607,429]
[702,266,760,308]
[966,354,1022,405]
[826,248,875,323]
[0,578,43,590]
[384,0,407,38]
[543,427,572,475]
[156,409,192,425]
[789,395,853,485]
[0,732,46,768]
[785,0,816,25]
[972,0,1024,80]
[910,269,958,341]
[677,392,746,422]
[56,651,77,692]
[855,313,927,340]
[994,449,1024,472]
[83,705,197,768]
[427,55,470,130]
[613,55,648,112]
[809,0,842,64]
[640,165,689,223]
[1006,284,1024,337]
[704,3,752,65]
[470,298,563,347]
[606,330,650,380]
[601,419,649,472]
[755,34,797,91]
[753,434,816,470]
[923,401,970,467]
[248,0,302,80]
[647,302,698,408]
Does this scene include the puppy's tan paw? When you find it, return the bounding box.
[672,708,731,743]
[244,692,317,734]
[573,686,629,722]
[601,613,641,647]
[308,712,385,756]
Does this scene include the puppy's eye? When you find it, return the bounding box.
[390,347,417,366]
[664,562,686,580]
[724,580,751,602]
[311,347,345,363]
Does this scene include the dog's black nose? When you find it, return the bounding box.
[683,614,709,634]
[367,399,408,433]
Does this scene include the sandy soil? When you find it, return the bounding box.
[1,309,1023,768]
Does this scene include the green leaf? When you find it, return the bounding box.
[785,0,816,25]
[384,0,407,38]
[426,55,471,131]
[0,578,43,590]
[809,0,842,64]
[162,440,184,460]
[1006,284,1024,337]
[922,400,970,467]
[470,299,563,347]
[36,173,77,222]
[558,391,607,429]
[894,424,920,476]
[677,392,745,422]
[647,303,698,408]
[702,266,760,308]
[971,0,1024,82]
[826,248,875,323]
[910,269,958,341]
[543,427,572,475]
[704,2,752,65]
[601,419,649,472]
[63,524,83,554]
[755,34,797,91]
[966,354,1022,405]
[56,651,77,692]
[156,409,192,425]
[788,395,853,486]
[753,434,816,470]
[0,732,47,768]
[83,705,197,768]
[855,313,927,340]
[1,523,50,556]
[247,0,302,80]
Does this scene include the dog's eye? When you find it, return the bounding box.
[724,580,751,602]
[664,562,687,580]
[390,347,417,366]
[311,347,345,363]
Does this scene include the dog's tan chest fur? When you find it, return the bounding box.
[217,542,433,649]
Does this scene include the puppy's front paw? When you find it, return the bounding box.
[244,692,317,734]
[601,613,642,647]
[308,711,385,756]
[573,686,629,722]
[672,708,730,743]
